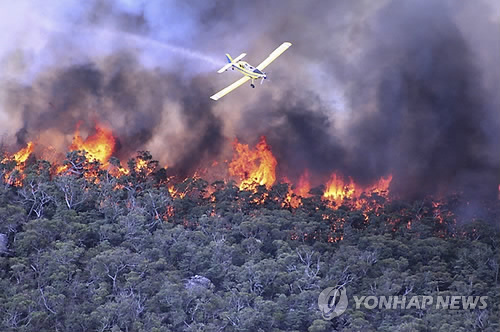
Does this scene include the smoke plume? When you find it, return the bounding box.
[0,0,498,200]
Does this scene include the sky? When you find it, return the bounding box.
[0,0,498,200]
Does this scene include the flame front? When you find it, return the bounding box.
[323,172,392,206]
[2,142,35,186]
[4,126,393,212]
[323,173,357,205]
[70,123,115,165]
[229,136,277,191]
[13,142,34,163]
[0,121,465,244]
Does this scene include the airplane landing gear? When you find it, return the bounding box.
[251,83,255,88]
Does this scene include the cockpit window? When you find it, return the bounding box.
[253,68,264,74]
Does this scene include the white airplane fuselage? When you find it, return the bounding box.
[231,61,266,80]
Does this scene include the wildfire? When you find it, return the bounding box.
[294,170,311,197]
[283,170,311,208]
[0,122,468,243]
[133,157,156,176]
[229,136,277,191]
[367,175,392,195]
[136,158,148,171]
[70,123,115,165]
[323,173,357,205]
[323,172,392,206]
[13,142,34,163]
[1,142,35,186]
[2,125,394,214]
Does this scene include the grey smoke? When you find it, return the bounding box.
[0,0,498,200]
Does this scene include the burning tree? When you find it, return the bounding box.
[0,123,497,332]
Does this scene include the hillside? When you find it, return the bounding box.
[0,150,498,332]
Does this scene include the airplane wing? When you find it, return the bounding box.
[256,42,292,71]
[210,76,250,101]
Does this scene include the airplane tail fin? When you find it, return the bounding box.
[217,53,233,73]
[217,52,246,73]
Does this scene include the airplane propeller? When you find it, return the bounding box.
[260,71,269,85]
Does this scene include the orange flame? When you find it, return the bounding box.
[323,173,357,205]
[70,123,115,165]
[229,136,277,191]
[367,174,392,195]
[282,170,311,209]
[13,142,34,163]
[323,172,392,206]
[136,158,148,171]
[134,158,154,175]
[55,164,69,174]
[2,142,34,186]
[168,185,186,199]
[294,170,311,197]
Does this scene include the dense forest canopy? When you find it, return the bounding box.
[0,145,498,331]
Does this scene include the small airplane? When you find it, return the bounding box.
[210,42,292,100]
